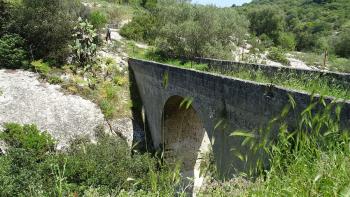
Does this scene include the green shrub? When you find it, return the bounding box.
[106,4,133,27]
[0,123,55,154]
[64,134,156,194]
[259,34,274,49]
[277,32,296,51]
[89,10,107,30]
[114,75,128,86]
[248,6,285,42]
[0,34,28,69]
[0,0,12,36]
[267,47,290,65]
[0,147,48,196]
[11,0,85,64]
[48,75,63,84]
[154,3,249,59]
[334,30,350,58]
[120,11,155,42]
[30,60,51,75]
[0,123,173,196]
[0,123,56,196]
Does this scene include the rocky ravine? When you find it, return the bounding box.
[0,69,105,149]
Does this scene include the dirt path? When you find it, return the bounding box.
[0,69,105,149]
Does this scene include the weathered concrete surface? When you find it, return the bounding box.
[0,69,105,149]
[129,58,350,178]
[162,95,211,195]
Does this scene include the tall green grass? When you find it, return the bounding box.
[227,96,350,196]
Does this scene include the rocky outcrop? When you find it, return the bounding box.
[0,69,105,149]
[105,118,145,148]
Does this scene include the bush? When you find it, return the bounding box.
[277,32,296,51]
[105,4,133,28]
[0,34,28,69]
[30,60,51,75]
[0,123,165,196]
[259,34,274,49]
[0,148,48,196]
[64,134,156,194]
[248,6,285,43]
[114,75,128,86]
[0,123,55,155]
[0,0,12,36]
[267,47,290,65]
[11,0,86,64]
[89,10,107,30]
[48,76,63,85]
[120,11,155,42]
[0,124,56,196]
[334,31,350,58]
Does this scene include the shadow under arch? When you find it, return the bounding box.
[161,95,212,191]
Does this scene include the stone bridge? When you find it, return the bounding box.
[128,58,350,178]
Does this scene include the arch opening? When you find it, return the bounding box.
[161,95,211,191]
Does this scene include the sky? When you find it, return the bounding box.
[192,0,252,7]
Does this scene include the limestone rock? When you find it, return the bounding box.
[105,118,145,148]
[0,69,105,149]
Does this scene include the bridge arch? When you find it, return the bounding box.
[161,95,212,180]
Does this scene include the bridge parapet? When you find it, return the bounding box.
[193,57,350,84]
[129,58,350,178]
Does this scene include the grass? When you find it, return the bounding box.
[202,97,350,196]
[211,67,350,100]
[243,97,350,196]
[329,57,350,73]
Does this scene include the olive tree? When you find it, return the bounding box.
[248,6,285,43]
[11,0,86,64]
[154,0,249,59]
